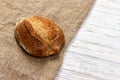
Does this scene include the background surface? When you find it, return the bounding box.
[56,0,120,80]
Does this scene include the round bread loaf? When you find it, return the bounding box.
[15,16,65,57]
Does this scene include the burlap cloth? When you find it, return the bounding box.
[0,0,95,80]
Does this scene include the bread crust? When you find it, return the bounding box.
[15,16,65,57]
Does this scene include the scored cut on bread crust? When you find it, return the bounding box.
[15,16,65,57]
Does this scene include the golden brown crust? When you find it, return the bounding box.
[15,16,65,57]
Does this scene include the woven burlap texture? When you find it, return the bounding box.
[0,0,94,80]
